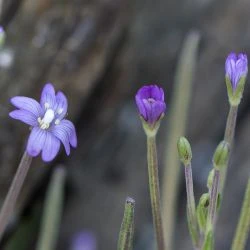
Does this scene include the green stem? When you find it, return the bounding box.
[185,163,200,248]
[207,169,220,227]
[36,168,66,250]
[0,151,32,241]
[117,197,135,250]
[224,105,238,146]
[147,135,165,250]
[202,169,220,250]
[231,179,250,250]
[220,105,238,193]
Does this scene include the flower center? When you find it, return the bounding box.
[38,109,55,129]
[147,98,156,103]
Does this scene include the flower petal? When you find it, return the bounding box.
[10,96,42,117]
[135,94,147,119]
[50,123,71,155]
[40,83,56,110]
[55,91,68,119]
[51,119,77,150]
[151,101,166,123]
[26,127,46,157]
[61,120,77,147]
[42,133,60,162]
[9,110,38,126]
[135,85,165,102]
[150,85,164,101]
[142,99,166,124]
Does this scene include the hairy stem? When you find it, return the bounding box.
[220,105,238,193]
[117,197,135,250]
[0,151,32,240]
[185,163,200,248]
[147,135,165,250]
[207,169,220,227]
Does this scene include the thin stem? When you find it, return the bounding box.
[0,151,32,240]
[207,169,220,228]
[147,135,165,250]
[231,179,250,250]
[117,197,135,250]
[185,163,200,248]
[202,170,220,250]
[220,105,238,194]
[36,168,66,250]
[224,105,238,146]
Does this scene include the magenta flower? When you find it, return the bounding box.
[225,52,248,90]
[9,83,77,162]
[135,85,166,124]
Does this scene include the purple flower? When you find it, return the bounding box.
[9,83,77,162]
[71,231,96,250]
[225,52,248,90]
[135,85,166,124]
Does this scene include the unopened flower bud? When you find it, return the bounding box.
[177,136,192,165]
[135,85,166,136]
[213,141,230,170]
[225,52,248,106]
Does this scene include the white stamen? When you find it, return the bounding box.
[55,119,60,125]
[57,108,63,115]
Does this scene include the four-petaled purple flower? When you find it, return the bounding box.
[135,85,166,124]
[225,52,248,90]
[9,83,77,162]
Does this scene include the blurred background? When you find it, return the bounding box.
[0,0,250,249]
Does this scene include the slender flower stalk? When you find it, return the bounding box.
[231,179,250,250]
[117,197,135,250]
[185,164,200,249]
[0,151,32,240]
[207,169,220,228]
[224,105,238,146]
[203,141,229,250]
[135,85,166,250]
[147,135,165,250]
[177,137,200,249]
[208,141,229,227]
[220,105,238,193]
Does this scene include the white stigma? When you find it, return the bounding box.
[38,109,55,129]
